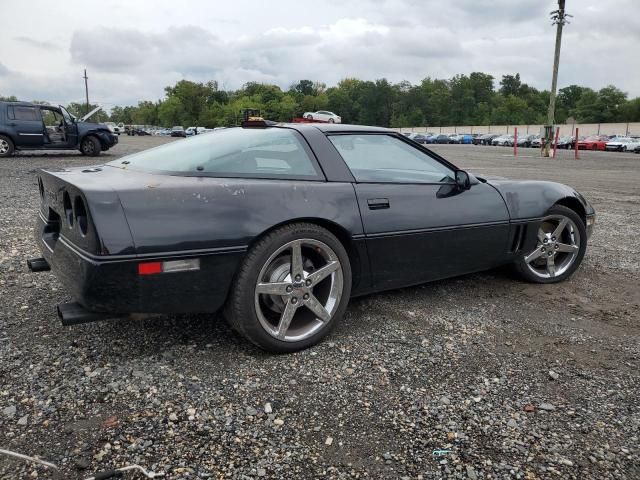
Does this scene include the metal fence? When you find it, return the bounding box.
[394,122,640,137]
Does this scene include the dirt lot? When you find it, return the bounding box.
[1,136,638,479]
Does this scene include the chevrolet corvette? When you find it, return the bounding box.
[29,123,595,352]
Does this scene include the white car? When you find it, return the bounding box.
[303,110,342,123]
[605,137,635,152]
[103,122,120,135]
[491,135,514,146]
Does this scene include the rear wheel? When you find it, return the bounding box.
[0,135,14,157]
[514,205,586,284]
[225,223,352,352]
[80,136,101,156]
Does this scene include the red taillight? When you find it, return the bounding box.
[138,262,162,275]
[137,259,200,276]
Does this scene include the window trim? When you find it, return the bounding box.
[326,132,459,186]
[116,127,327,182]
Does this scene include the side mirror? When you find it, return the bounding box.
[455,170,471,190]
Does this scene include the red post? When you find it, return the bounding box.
[574,127,579,159]
[513,127,518,157]
[552,127,560,159]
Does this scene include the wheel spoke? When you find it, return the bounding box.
[552,218,568,239]
[307,261,339,286]
[290,240,304,279]
[275,300,298,340]
[304,294,331,322]
[547,255,556,277]
[525,248,544,264]
[556,243,578,253]
[537,230,547,244]
[256,282,291,296]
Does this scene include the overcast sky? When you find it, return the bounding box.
[1,0,639,109]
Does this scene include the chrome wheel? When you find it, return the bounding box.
[0,139,9,155]
[524,214,581,279]
[254,238,343,342]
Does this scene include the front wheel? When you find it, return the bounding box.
[328,118,335,123]
[80,136,101,156]
[0,135,14,157]
[306,114,313,120]
[514,205,587,284]
[225,223,352,352]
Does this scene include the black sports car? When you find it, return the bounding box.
[29,123,595,352]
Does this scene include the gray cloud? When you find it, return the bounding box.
[14,36,59,51]
[0,0,639,106]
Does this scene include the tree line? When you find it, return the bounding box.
[3,72,640,128]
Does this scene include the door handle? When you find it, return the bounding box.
[367,198,390,210]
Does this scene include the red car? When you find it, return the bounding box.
[577,135,609,150]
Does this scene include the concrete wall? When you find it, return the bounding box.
[395,122,640,136]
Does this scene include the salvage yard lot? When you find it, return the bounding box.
[1,136,638,479]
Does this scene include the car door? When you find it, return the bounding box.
[317,111,330,122]
[328,133,511,290]
[59,106,78,147]
[7,105,44,147]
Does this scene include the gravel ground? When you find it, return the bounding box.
[1,137,638,479]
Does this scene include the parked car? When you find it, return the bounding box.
[303,111,342,123]
[171,126,186,138]
[624,138,640,152]
[104,122,121,135]
[605,137,634,152]
[186,126,207,136]
[577,135,608,150]
[492,135,514,146]
[28,123,595,352]
[0,101,118,157]
[529,136,544,148]
[474,134,498,145]
[128,127,150,136]
[406,133,427,144]
[556,136,575,149]
[432,134,453,144]
[634,145,640,154]
[516,134,536,147]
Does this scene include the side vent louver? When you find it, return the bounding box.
[510,225,528,253]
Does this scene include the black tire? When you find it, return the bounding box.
[328,118,335,123]
[306,114,313,120]
[225,223,352,353]
[0,135,15,157]
[80,136,101,156]
[513,205,587,284]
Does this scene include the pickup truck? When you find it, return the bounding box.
[0,101,118,157]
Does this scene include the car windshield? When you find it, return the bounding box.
[107,127,320,178]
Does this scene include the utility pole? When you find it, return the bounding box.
[544,0,571,157]
[83,69,90,115]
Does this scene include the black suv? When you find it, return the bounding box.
[0,101,118,157]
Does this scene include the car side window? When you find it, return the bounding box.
[329,134,455,184]
[9,106,40,121]
[111,127,322,180]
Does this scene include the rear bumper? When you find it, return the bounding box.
[34,215,243,319]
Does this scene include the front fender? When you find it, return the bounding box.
[486,180,595,220]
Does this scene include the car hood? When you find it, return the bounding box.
[77,121,111,132]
